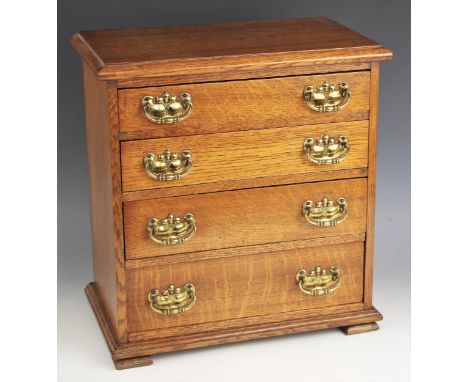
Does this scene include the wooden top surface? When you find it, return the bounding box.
[72,17,392,81]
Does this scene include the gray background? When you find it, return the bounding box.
[58,1,410,381]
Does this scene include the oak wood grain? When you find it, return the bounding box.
[364,62,380,309]
[87,279,382,363]
[118,71,370,139]
[113,356,153,370]
[342,321,379,335]
[85,282,119,354]
[117,63,371,88]
[118,306,382,358]
[122,168,368,201]
[128,302,365,341]
[74,18,392,368]
[126,242,364,332]
[112,48,390,85]
[82,63,127,343]
[126,233,365,269]
[124,178,368,259]
[71,17,392,81]
[121,121,369,192]
[85,283,153,369]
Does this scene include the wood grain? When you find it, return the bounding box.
[124,178,368,259]
[71,17,392,81]
[126,242,364,333]
[342,322,379,335]
[364,62,380,309]
[121,121,369,192]
[117,63,371,88]
[118,71,370,140]
[85,283,153,369]
[122,168,368,201]
[74,18,393,368]
[128,302,365,341]
[85,282,119,355]
[112,48,389,85]
[113,356,153,370]
[82,63,127,343]
[126,233,366,269]
[87,281,382,366]
[118,307,382,359]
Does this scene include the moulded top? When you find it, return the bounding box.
[71,17,392,81]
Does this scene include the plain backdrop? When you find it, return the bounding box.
[58,1,410,381]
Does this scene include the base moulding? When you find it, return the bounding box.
[85,282,382,369]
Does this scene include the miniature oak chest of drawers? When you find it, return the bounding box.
[72,17,392,369]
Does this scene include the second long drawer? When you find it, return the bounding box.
[124,178,368,260]
[121,121,369,193]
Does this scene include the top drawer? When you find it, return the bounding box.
[118,71,370,139]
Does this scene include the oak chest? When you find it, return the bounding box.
[72,17,392,369]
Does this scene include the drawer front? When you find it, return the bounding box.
[121,121,368,193]
[119,71,370,139]
[126,241,364,333]
[124,178,367,260]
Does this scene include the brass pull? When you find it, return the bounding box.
[303,81,351,112]
[296,266,341,296]
[304,134,349,165]
[143,149,193,181]
[141,91,192,124]
[148,284,196,315]
[147,213,196,245]
[303,197,347,227]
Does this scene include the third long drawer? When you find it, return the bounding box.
[124,178,368,260]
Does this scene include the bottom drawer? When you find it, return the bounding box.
[126,241,364,334]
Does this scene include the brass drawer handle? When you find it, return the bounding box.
[143,149,193,181]
[303,197,347,227]
[296,266,341,296]
[304,134,349,165]
[303,81,350,112]
[148,283,196,315]
[147,213,196,245]
[141,91,192,124]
